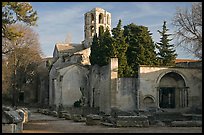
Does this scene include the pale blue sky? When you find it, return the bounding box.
[30,2,197,59]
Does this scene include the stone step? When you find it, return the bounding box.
[101,122,115,127]
[171,121,202,127]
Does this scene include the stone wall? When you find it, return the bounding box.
[117,78,137,111]
[88,58,138,114]
[138,66,202,110]
[88,64,110,113]
[58,65,89,107]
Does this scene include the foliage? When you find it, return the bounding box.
[90,34,100,65]
[90,28,115,66]
[90,21,159,77]
[74,100,82,107]
[2,2,38,54]
[172,2,202,59]
[2,24,43,106]
[112,20,133,77]
[156,21,177,66]
[124,23,158,77]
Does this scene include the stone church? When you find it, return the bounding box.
[49,7,202,114]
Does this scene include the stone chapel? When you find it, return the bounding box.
[49,7,202,114]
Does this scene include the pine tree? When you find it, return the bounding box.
[156,21,177,66]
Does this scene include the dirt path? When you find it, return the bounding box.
[22,109,202,133]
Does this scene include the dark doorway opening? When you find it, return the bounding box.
[19,91,24,103]
[159,87,175,108]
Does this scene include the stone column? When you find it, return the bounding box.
[110,58,118,108]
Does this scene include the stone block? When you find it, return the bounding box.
[2,106,14,111]
[154,112,184,121]
[21,108,31,122]
[15,122,23,133]
[182,114,202,121]
[72,114,86,122]
[58,111,68,118]
[42,109,50,115]
[16,109,26,123]
[86,114,102,125]
[116,116,149,127]
[2,124,16,133]
[64,113,72,120]
[2,110,23,124]
[171,121,202,127]
[51,111,58,117]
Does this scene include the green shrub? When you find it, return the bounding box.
[74,100,81,107]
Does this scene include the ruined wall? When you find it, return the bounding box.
[49,64,58,105]
[88,58,138,114]
[138,66,202,110]
[88,64,111,113]
[117,78,137,111]
[58,65,89,107]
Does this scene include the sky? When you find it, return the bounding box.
[30,2,197,59]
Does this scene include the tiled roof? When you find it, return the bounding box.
[175,59,201,63]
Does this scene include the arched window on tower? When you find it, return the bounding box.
[90,26,94,37]
[91,13,94,23]
[99,26,104,36]
[99,13,103,24]
[107,14,110,24]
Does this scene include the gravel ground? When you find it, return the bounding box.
[22,109,202,133]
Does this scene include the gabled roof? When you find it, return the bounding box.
[55,43,84,53]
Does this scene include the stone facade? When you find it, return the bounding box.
[138,65,202,110]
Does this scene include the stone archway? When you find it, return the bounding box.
[158,71,188,109]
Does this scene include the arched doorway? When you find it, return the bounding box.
[158,72,188,109]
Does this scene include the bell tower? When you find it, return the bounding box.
[83,7,111,48]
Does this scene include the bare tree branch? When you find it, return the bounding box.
[172,3,202,59]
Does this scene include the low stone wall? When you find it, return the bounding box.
[171,121,202,127]
[116,116,149,127]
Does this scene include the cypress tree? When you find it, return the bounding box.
[156,21,177,66]
[90,28,114,66]
[112,20,133,77]
[90,34,100,65]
